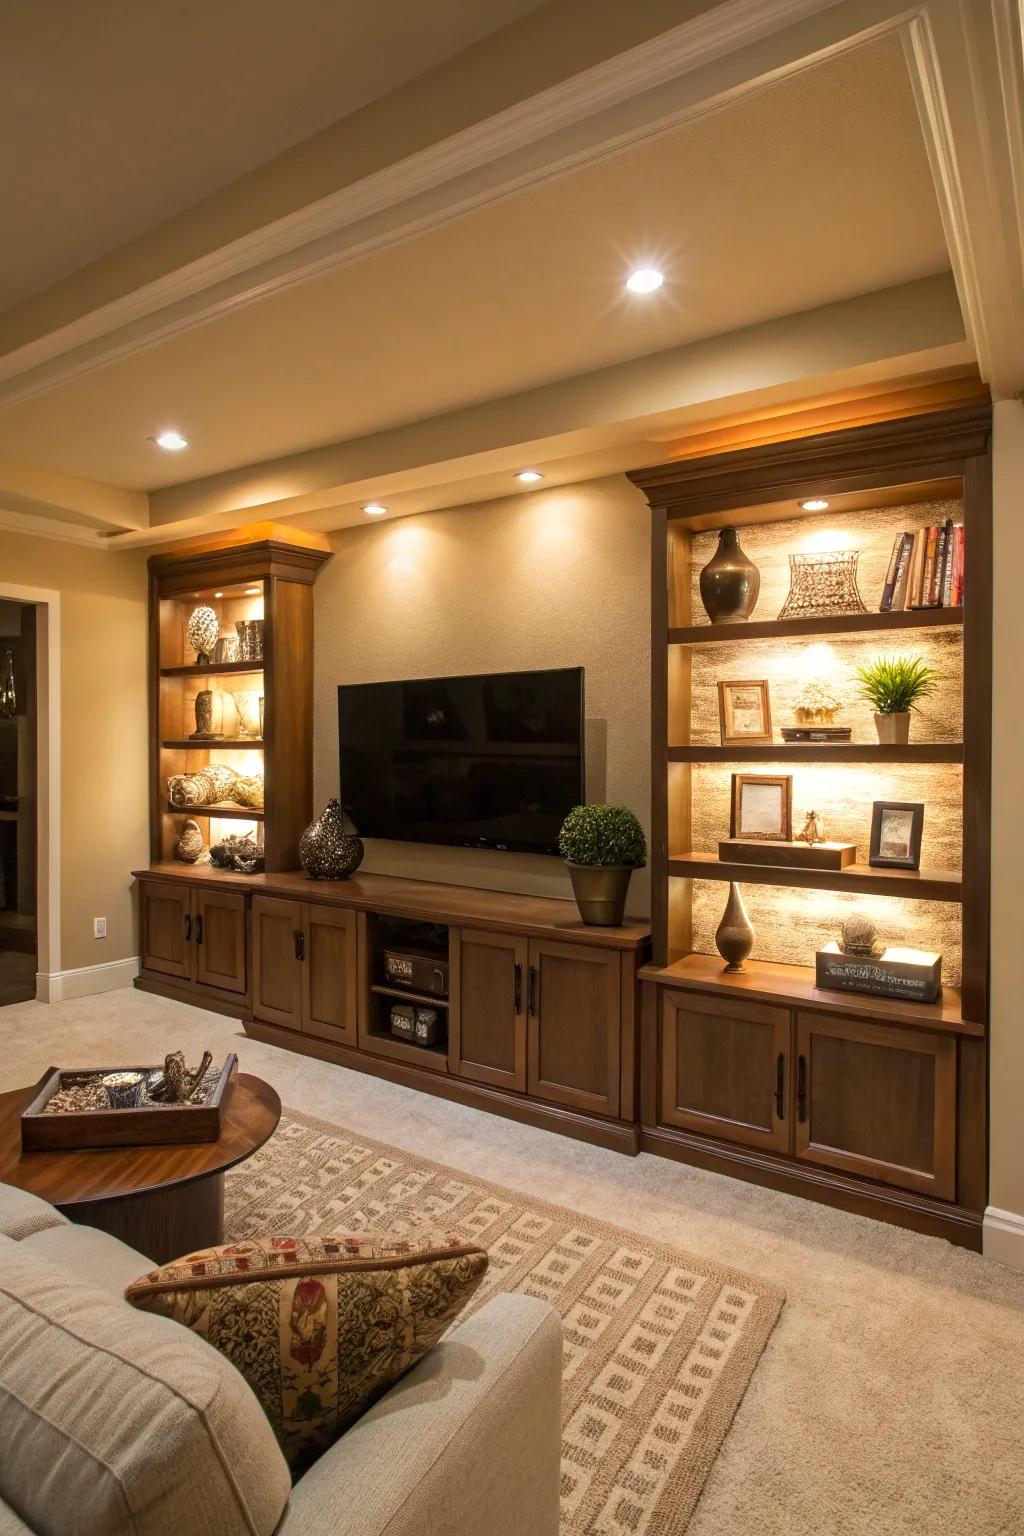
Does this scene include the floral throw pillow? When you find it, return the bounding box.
[126,1231,487,1473]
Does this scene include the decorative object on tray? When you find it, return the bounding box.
[383,948,449,996]
[714,882,754,972]
[230,688,262,739]
[299,797,364,879]
[102,1071,145,1109]
[699,527,760,623]
[232,773,265,809]
[720,835,855,870]
[778,550,866,619]
[235,618,264,661]
[149,1050,215,1104]
[186,605,220,664]
[189,687,224,739]
[0,648,16,717]
[174,818,209,864]
[390,1002,443,1047]
[855,654,936,744]
[818,918,941,1003]
[717,679,772,746]
[795,809,826,846]
[558,803,647,926]
[19,1055,237,1151]
[869,800,924,869]
[729,774,792,841]
[213,632,240,664]
[210,832,264,873]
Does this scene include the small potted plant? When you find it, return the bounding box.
[855,654,936,744]
[559,804,646,926]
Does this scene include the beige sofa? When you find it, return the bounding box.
[0,1183,562,1536]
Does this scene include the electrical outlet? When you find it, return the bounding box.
[93,917,107,939]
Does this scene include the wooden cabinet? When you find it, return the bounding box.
[450,929,527,1091]
[139,879,246,996]
[659,991,790,1153]
[527,940,621,1116]
[252,894,357,1046]
[794,1012,957,1199]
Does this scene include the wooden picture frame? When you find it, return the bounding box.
[869,801,924,869]
[717,680,773,746]
[730,774,793,841]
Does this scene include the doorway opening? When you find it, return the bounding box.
[0,599,37,1003]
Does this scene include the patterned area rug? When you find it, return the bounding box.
[225,1110,785,1535]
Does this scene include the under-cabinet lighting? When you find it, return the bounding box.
[799,498,830,511]
[244,587,260,596]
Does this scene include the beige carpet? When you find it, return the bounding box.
[4,986,1024,1534]
[226,1109,784,1535]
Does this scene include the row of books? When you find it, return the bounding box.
[879,521,964,612]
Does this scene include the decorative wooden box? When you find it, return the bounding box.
[20,1055,238,1152]
[721,838,856,871]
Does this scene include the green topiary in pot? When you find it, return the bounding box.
[559,805,646,926]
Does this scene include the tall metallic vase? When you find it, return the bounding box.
[699,527,760,623]
[715,882,754,972]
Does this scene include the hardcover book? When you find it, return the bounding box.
[815,943,942,1004]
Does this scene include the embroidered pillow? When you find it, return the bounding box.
[125,1230,487,1473]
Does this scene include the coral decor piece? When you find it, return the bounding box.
[299,798,364,879]
[187,605,220,664]
[148,1050,215,1104]
[778,551,866,619]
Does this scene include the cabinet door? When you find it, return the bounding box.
[659,991,791,1153]
[302,903,358,1047]
[794,1012,956,1199]
[139,880,193,981]
[193,889,248,995]
[252,895,303,1028]
[527,940,620,1115]
[450,929,527,1091]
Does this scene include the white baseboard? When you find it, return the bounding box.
[983,1206,1024,1271]
[37,955,140,1003]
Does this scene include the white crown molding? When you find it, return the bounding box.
[0,0,887,410]
[37,955,139,1004]
[983,1205,1024,1270]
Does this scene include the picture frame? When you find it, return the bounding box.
[869,801,924,869]
[730,774,793,841]
[717,680,773,746]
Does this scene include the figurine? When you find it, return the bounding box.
[210,832,265,874]
[148,1050,213,1104]
[838,915,884,958]
[796,810,826,846]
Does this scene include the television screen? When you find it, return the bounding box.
[338,667,584,855]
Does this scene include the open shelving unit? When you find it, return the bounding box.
[628,403,992,1247]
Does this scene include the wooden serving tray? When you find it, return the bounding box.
[20,1055,238,1152]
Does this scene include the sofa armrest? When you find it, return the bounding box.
[279,1292,562,1536]
[0,1183,67,1241]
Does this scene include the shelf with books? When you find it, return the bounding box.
[668,608,962,645]
[879,519,964,614]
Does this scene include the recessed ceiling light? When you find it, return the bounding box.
[152,430,188,451]
[516,470,543,484]
[363,503,388,516]
[213,591,224,599]
[625,268,664,294]
[799,498,830,511]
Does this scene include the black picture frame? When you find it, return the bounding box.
[869,801,924,869]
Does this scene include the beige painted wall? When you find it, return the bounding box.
[313,475,651,912]
[0,529,148,973]
[990,398,1024,1221]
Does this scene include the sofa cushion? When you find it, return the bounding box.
[127,1230,488,1473]
[0,1241,290,1536]
[0,1184,67,1241]
[21,1222,151,1298]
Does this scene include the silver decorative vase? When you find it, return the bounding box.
[299,799,364,880]
[715,882,754,972]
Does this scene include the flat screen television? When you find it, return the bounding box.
[337,666,584,855]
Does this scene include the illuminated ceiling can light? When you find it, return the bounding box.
[363,503,388,516]
[625,267,664,294]
[152,430,188,451]
[800,498,830,512]
[516,470,543,483]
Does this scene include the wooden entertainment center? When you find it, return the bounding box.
[137,402,992,1248]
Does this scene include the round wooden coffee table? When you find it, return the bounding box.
[0,1070,281,1264]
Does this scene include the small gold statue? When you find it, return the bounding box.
[796,809,825,846]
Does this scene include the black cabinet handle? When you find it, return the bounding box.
[527,964,538,1017]
[775,1052,785,1120]
[797,1054,807,1123]
[194,913,203,946]
[513,961,522,1013]
[294,930,305,961]
[184,913,192,942]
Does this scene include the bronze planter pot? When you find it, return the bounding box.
[566,863,634,926]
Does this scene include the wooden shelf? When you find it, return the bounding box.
[160,661,264,678]
[162,739,264,750]
[668,743,962,764]
[165,802,264,821]
[360,1028,448,1074]
[640,952,979,1036]
[668,851,961,901]
[370,982,450,1009]
[668,607,963,646]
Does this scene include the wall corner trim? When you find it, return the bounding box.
[982,1206,1024,1271]
[37,955,140,1003]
